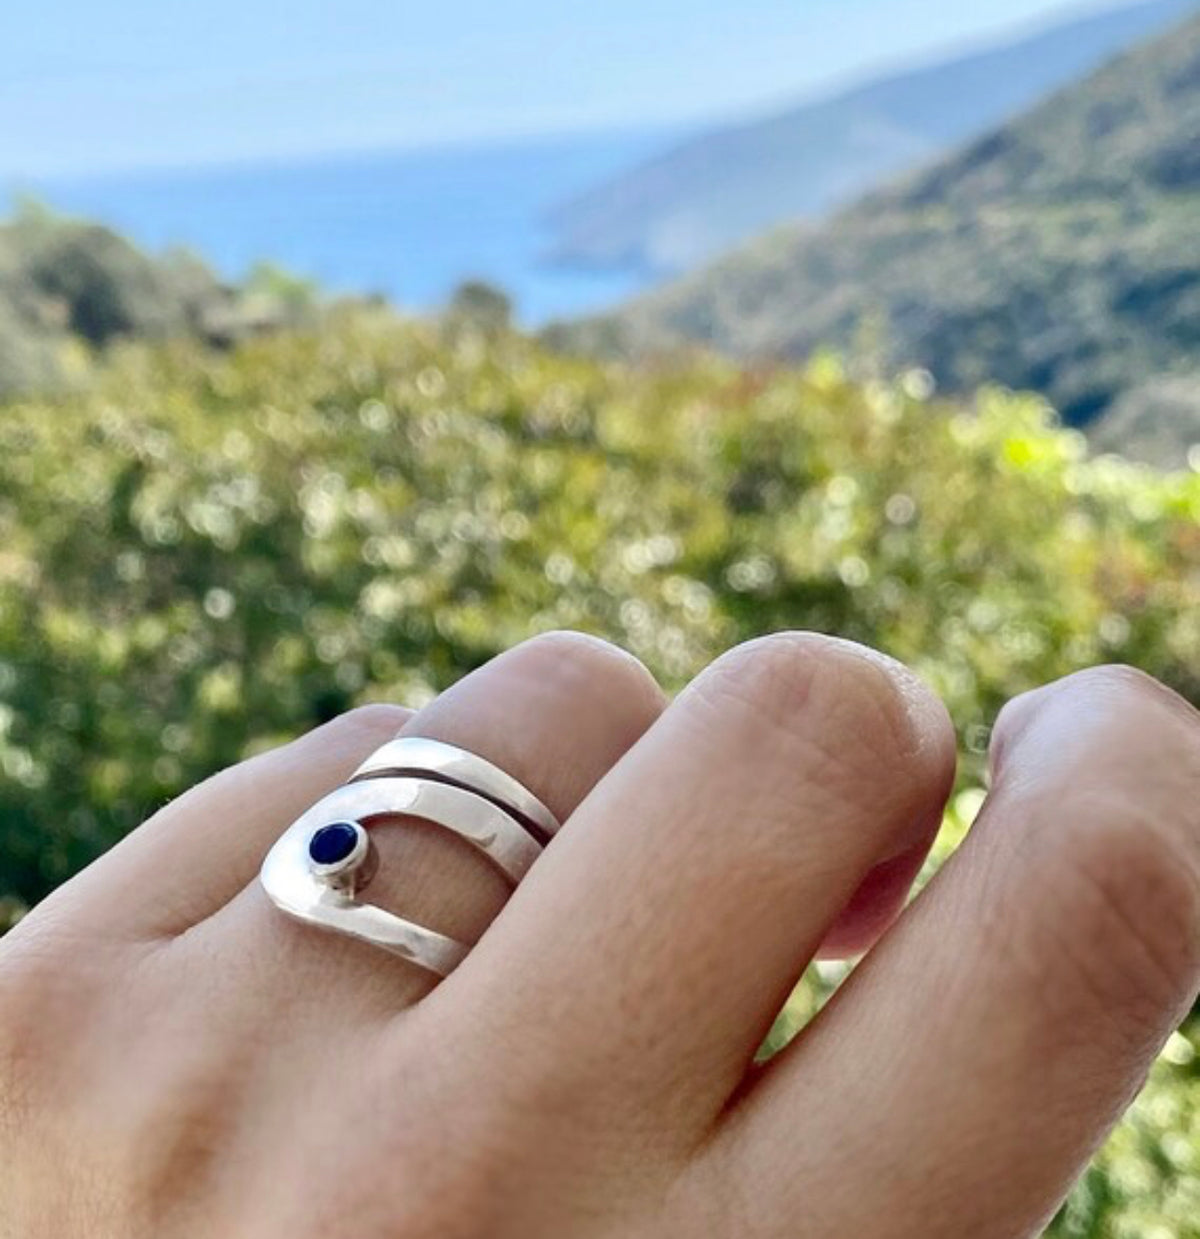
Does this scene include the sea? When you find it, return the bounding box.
[10,129,671,327]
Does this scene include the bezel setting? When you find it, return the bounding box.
[307,820,370,883]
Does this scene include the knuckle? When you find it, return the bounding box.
[1054,665,1200,759]
[330,701,412,742]
[996,666,1200,812]
[989,668,1200,1047]
[1076,664,1200,728]
[699,633,929,782]
[509,630,665,715]
[1032,800,1200,1035]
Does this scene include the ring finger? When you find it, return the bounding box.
[178,632,667,1017]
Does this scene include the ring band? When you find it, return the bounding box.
[259,738,551,976]
[350,736,561,843]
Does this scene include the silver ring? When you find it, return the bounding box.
[350,737,561,842]
[260,742,551,977]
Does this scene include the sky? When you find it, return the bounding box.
[1,0,1136,178]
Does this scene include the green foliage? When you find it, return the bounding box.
[446,279,513,334]
[0,205,225,395]
[0,311,1197,1234]
[243,261,319,315]
[24,222,192,345]
[567,9,1200,462]
[0,205,321,398]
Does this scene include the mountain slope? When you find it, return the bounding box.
[545,0,1197,274]
[0,206,321,396]
[562,8,1200,450]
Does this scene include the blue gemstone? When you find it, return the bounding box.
[309,821,361,866]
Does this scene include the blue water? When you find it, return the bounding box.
[11,130,670,326]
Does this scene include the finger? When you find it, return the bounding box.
[817,840,933,958]
[195,632,666,1013]
[31,704,413,938]
[430,633,956,1142]
[705,667,1200,1239]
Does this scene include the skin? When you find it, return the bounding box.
[0,630,1197,1238]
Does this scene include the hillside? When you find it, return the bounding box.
[544,0,1197,274]
[0,205,315,397]
[562,8,1200,457]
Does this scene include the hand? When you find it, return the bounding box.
[1,633,1197,1237]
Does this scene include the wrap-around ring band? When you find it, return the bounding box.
[350,736,561,844]
[259,738,559,976]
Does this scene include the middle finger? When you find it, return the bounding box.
[432,633,956,1143]
[180,632,666,1018]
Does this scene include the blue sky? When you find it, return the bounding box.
[2,0,1134,176]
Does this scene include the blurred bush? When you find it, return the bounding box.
[447,279,514,335]
[0,202,320,398]
[0,308,1196,1234]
